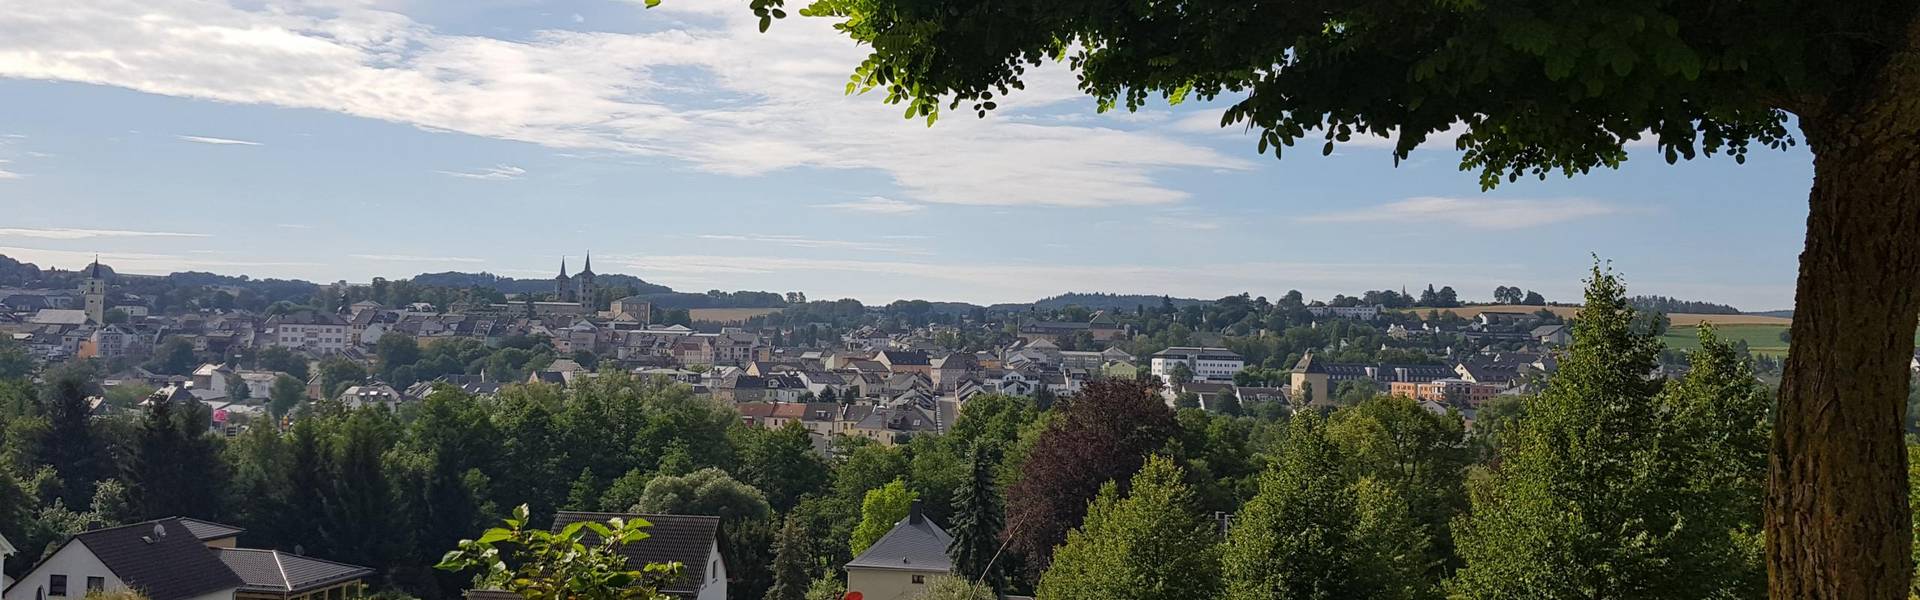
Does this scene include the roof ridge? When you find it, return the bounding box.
[271,548,290,591]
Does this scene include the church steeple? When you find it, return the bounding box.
[581,252,594,276]
[558,257,569,278]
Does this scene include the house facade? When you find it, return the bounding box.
[2,518,370,600]
[844,502,952,600]
[1149,347,1244,382]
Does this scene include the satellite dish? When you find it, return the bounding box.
[294,545,306,556]
[153,523,166,538]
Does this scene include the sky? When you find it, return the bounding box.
[0,0,1814,309]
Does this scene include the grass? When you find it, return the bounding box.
[1662,324,1791,356]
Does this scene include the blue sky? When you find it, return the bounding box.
[0,0,1811,309]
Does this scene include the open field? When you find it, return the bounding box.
[688,307,781,323]
[1665,313,1792,326]
[1662,324,1791,356]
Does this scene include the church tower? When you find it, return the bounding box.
[576,252,597,307]
[554,257,574,302]
[82,256,108,325]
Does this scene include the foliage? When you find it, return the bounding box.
[1035,455,1221,600]
[632,467,772,523]
[849,479,916,556]
[1448,266,1762,599]
[764,514,815,600]
[125,392,228,520]
[919,577,996,600]
[434,504,683,600]
[1327,395,1470,577]
[948,444,1005,590]
[1003,378,1176,577]
[1222,413,1429,600]
[740,423,830,512]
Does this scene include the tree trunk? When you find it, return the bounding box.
[1766,66,1920,596]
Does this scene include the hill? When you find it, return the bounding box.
[410,271,673,295]
[993,292,1209,312]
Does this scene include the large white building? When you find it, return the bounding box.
[265,311,349,353]
[1305,304,1384,320]
[1150,347,1245,382]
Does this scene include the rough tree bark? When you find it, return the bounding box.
[1767,20,1920,598]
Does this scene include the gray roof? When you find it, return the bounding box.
[68,519,244,600]
[213,548,374,593]
[551,512,721,596]
[177,518,245,542]
[844,508,952,573]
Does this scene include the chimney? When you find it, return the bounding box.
[908,499,925,525]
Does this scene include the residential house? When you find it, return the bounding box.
[1,531,13,590]
[2,518,371,600]
[848,406,942,447]
[875,351,931,377]
[337,383,402,411]
[83,325,139,360]
[843,502,952,600]
[1531,324,1572,345]
[550,512,726,600]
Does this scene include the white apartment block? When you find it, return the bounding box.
[1150,347,1245,382]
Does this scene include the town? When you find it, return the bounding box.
[0,251,1790,600]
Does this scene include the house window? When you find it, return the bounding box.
[50,575,67,597]
[711,561,718,581]
[86,578,103,592]
[912,575,926,584]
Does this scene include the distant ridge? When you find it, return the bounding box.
[990,292,1210,312]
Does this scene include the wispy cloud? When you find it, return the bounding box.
[814,196,923,214]
[0,246,318,273]
[1298,197,1624,230]
[694,234,924,254]
[176,135,262,146]
[274,223,312,229]
[350,254,486,263]
[0,227,211,239]
[438,165,527,181]
[0,0,1248,208]
[0,159,19,180]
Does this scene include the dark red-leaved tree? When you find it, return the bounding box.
[1001,378,1176,580]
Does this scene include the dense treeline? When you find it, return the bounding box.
[0,267,1859,600]
[1628,295,1743,315]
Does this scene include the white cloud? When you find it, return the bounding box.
[438,164,526,180]
[350,254,486,263]
[1298,197,1624,230]
[0,159,18,179]
[274,223,312,229]
[571,13,585,23]
[0,227,211,239]
[814,196,922,214]
[0,0,1249,208]
[176,134,262,146]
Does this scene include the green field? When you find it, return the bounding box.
[1661,324,1791,356]
[1662,323,1920,357]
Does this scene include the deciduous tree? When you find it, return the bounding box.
[1035,455,1220,600]
[737,2,1920,592]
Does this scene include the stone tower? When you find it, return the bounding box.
[82,256,108,325]
[554,257,573,303]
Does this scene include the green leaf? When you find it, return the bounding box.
[477,528,514,545]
